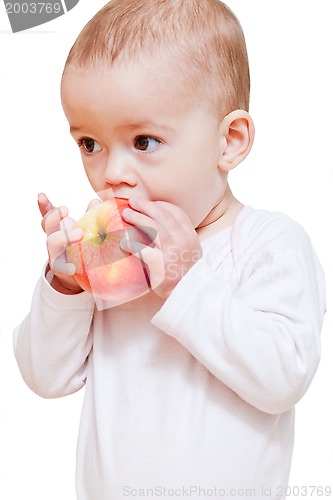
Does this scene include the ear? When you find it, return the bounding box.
[218,110,255,171]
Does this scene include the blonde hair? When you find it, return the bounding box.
[63,0,250,117]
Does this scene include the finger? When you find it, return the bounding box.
[86,198,102,212]
[126,224,158,247]
[47,230,74,275]
[53,257,76,276]
[137,226,158,246]
[120,235,151,256]
[120,238,165,290]
[38,192,54,217]
[154,200,193,224]
[48,227,83,253]
[60,215,80,237]
[130,197,194,227]
[48,228,83,274]
[42,206,69,235]
[128,198,183,227]
[142,199,197,239]
[60,218,83,252]
[122,207,160,245]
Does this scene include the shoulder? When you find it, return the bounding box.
[235,206,307,240]
[231,206,313,260]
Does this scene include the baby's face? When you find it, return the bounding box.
[61,58,228,228]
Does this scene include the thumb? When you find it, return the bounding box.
[86,198,102,212]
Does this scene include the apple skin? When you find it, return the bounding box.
[66,198,152,303]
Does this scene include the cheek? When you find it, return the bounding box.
[176,172,224,227]
[164,185,210,227]
[83,169,97,190]
[82,162,103,191]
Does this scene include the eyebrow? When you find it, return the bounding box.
[70,121,174,134]
[120,120,174,132]
[70,126,82,133]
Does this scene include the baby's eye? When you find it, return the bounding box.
[134,136,161,152]
[78,138,102,155]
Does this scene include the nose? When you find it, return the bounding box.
[104,148,137,188]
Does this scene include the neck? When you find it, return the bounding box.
[196,185,244,240]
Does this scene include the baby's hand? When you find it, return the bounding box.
[120,198,202,300]
[38,193,84,294]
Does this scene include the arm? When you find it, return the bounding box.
[14,267,95,399]
[13,194,96,398]
[152,212,326,414]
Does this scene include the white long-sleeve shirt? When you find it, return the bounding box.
[14,206,326,500]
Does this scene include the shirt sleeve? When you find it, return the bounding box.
[151,211,326,415]
[13,266,95,399]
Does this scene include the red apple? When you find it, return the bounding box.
[66,198,152,303]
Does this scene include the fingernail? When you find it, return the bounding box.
[38,193,46,203]
[122,208,131,218]
[129,198,138,209]
[67,263,76,276]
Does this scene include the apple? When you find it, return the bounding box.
[66,197,152,303]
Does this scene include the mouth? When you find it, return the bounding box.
[96,188,149,202]
[96,188,131,202]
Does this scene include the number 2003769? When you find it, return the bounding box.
[5,3,62,14]
[276,485,332,497]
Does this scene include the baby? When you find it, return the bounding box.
[14,1,326,499]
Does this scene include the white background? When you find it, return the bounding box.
[0,1,332,498]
